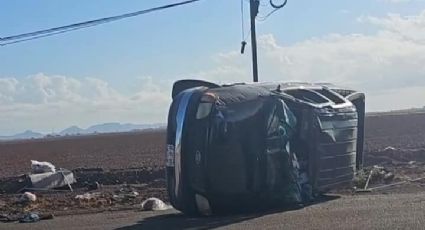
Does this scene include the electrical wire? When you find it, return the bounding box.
[257,0,287,21]
[256,8,279,21]
[244,28,252,41]
[0,0,202,46]
[241,0,245,40]
[1,22,105,46]
[241,0,252,54]
[270,0,287,9]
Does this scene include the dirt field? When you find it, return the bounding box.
[364,113,425,170]
[0,130,166,178]
[365,113,425,152]
[1,112,425,177]
[1,112,425,219]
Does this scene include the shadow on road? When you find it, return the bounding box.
[116,194,340,230]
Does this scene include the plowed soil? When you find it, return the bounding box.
[365,112,425,153]
[1,112,425,217]
[1,113,425,178]
[0,130,166,178]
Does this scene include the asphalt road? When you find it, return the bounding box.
[3,192,425,230]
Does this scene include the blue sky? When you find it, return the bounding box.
[1,0,421,83]
[1,0,425,135]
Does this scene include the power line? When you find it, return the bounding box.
[1,23,102,46]
[257,0,287,21]
[270,0,287,9]
[257,8,279,21]
[0,0,202,46]
[241,0,245,40]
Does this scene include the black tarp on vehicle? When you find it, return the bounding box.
[166,80,365,215]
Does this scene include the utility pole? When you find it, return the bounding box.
[249,0,260,82]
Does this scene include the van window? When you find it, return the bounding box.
[196,103,213,119]
[285,89,329,104]
[314,89,345,104]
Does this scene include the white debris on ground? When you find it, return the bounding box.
[409,161,417,165]
[28,160,76,190]
[370,165,395,184]
[75,192,101,201]
[112,191,139,202]
[29,169,76,190]
[141,198,171,211]
[31,160,56,174]
[383,146,397,151]
[19,192,37,203]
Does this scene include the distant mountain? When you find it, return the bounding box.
[85,122,132,134]
[1,123,166,141]
[60,123,165,136]
[367,107,425,116]
[59,125,85,135]
[0,130,44,141]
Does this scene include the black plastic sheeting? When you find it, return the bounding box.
[166,80,365,214]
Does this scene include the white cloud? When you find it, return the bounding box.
[0,74,172,135]
[359,12,425,43]
[0,78,18,103]
[2,10,425,134]
[197,11,425,112]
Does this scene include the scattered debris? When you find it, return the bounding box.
[131,191,139,197]
[384,172,395,183]
[353,187,371,193]
[118,184,136,193]
[372,165,394,184]
[0,214,20,223]
[17,212,54,223]
[353,169,373,193]
[113,191,139,203]
[111,185,140,203]
[19,212,40,223]
[369,181,408,191]
[19,192,37,203]
[354,165,396,193]
[0,166,168,216]
[31,160,56,174]
[353,170,367,188]
[363,168,374,190]
[141,198,171,211]
[369,177,425,191]
[29,169,76,191]
[60,170,74,191]
[74,192,112,207]
[85,181,101,191]
[75,192,101,201]
[383,146,397,152]
[0,175,29,194]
